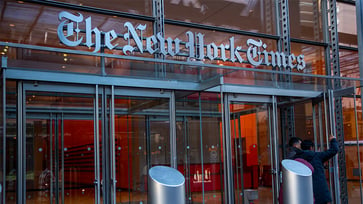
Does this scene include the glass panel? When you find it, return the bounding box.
[5,81,16,203]
[289,0,323,42]
[337,2,358,47]
[343,94,363,203]
[230,101,272,203]
[6,48,102,74]
[176,92,224,203]
[340,49,359,78]
[164,25,277,67]
[114,95,170,203]
[53,0,152,16]
[294,101,314,140]
[291,43,325,75]
[164,0,276,35]
[0,1,153,54]
[24,91,95,203]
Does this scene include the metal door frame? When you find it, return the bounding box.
[104,86,175,204]
[17,82,177,204]
[17,82,99,204]
[222,93,279,204]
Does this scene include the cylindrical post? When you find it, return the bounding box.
[148,166,185,204]
[282,159,313,204]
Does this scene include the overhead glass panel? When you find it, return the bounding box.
[164,0,276,35]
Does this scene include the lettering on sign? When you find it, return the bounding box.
[58,11,306,70]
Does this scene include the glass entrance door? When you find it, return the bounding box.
[22,84,97,203]
[225,94,278,204]
[110,88,172,204]
[18,84,173,204]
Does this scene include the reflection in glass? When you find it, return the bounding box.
[337,2,358,47]
[340,49,359,78]
[0,1,153,52]
[342,95,363,203]
[291,43,325,75]
[289,0,323,42]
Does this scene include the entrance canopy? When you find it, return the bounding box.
[2,42,361,99]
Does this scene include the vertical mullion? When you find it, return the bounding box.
[272,96,280,203]
[312,104,318,151]
[353,87,363,204]
[170,90,176,169]
[317,103,323,151]
[223,94,234,203]
[101,86,110,204]
[94,85,100,204]
[50,113,53,204]
[16,82,25,204]
[55,115,59,204]
[110,86,116,204]
[2,68,6,204]
[268,105,275,203]
[198,93,205,202]
[61,113,64,204]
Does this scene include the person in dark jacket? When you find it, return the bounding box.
[286,137,303,159]
[300,135,339,204]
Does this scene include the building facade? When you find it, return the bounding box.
[1,0,363,203]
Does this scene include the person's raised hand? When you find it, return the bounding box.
[329,134,336,141]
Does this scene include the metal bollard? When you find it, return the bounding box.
[281,159,313,204]
[148,166,185,204]
[243,189,258,204]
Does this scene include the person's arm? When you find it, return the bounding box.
[319,135,339,162]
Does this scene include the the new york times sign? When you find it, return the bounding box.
[57,11,306,70]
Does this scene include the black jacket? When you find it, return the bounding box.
[293,139,339,204]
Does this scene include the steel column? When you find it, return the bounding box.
[278,0,295,145]
[327,0,348,203]
[152,0,166,78]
